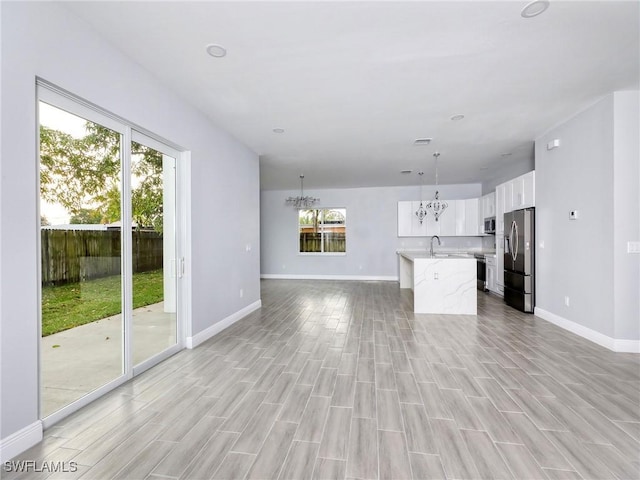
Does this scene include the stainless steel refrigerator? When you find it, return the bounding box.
[504,208,535,313]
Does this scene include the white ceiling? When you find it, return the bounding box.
[63,1,639,191]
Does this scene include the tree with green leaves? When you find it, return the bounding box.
[40,122,165,231]
[69,208,103,225]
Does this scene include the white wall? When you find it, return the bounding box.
[613,91,640,340]
[0,1,260,447]
[261,184,483,279]
[535,92,639,346]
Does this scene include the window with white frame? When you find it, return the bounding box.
[298,208,346,253]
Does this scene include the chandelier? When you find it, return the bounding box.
[285,174,320,208]
[425,152,448,221]
[415,172,427,224]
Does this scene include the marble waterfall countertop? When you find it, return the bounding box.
[398,251,477,315]
[397,249,496,258]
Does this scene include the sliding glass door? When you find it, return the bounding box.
[39,100,126,418]
[38,86,183,422]
[130,134,179,369]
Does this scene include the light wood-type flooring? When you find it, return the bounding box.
[5,279,640,479]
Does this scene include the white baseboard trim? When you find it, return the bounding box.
[534,307,640,353]
[0,421,43,462]
[612,339,640,354]
[186,300,262,349]
[261,274,398,282]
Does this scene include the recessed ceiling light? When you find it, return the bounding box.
[450,114,465,122]
[413,138,432,145]
[521,0,550,18]
[401,170,412,174]
[206,44,227,58]
[273,128,285,134]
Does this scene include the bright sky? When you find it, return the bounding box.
[39,102,89,224]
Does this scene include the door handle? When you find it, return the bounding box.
[177,258,185,278]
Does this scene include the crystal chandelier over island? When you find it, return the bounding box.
[285,174,320,208]
[425,152,448,221]
[415,171,427,224]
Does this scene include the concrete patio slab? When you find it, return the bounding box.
[41,301,176,416]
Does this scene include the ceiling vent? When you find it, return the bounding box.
[413,138,432,146]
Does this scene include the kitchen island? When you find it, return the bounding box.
[398,252,477,315]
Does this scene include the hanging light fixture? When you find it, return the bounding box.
[425,152,448,221]
[415,171,427,224]
[285,174,320,208]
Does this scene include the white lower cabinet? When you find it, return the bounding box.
[495,234,504,296]
[486,255,497,294]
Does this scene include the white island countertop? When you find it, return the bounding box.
[398,252,477,315]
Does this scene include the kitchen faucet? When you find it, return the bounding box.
[430,235,441,257]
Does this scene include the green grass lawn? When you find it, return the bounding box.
[41,269,164,337]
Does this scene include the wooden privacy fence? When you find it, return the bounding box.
[299,232,346,253]
[41,229,163,285]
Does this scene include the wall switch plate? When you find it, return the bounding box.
[569,210,579,220]
[564,296,570,307]
[628,241,640,254]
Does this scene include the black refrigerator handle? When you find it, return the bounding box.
[512,221,518,263]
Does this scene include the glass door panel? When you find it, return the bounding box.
[39,101,124,417]
[130,140,177,366]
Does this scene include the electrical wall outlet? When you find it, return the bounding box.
[547,138,561,150]
[240,289,243,298]
[628,241,640,254]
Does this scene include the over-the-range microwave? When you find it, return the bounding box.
[484,216,496,234]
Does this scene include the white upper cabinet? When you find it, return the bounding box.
[497,170,536,218]
[504,181,514,214]
[397,201,413,237]
[398,200,430,237]
[397,194,500,238]
[464,198,480,236]
[455,200,466,236]
[411,201,429,236]
[424,206,440,236]
[482,192,495,218]
[512,170,535,209]
[496,184,505,234]
[438,200,456,236]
